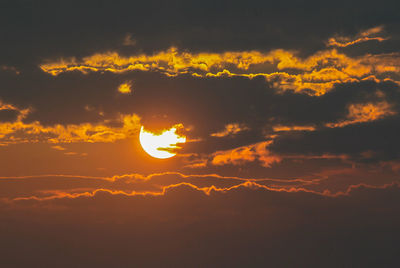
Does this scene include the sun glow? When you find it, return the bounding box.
[139,124,186,159]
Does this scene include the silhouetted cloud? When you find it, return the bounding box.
[1,177,399,267]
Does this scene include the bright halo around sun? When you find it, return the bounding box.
[139,124,186,159]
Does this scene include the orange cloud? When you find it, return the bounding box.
[7,177,399,203]
[327,26,388,47]
[210,123,249,137]
[211,141,281,167]
[8,182,308,202]
[39,47,400,96]
[273,125,316,132]
[326,101,396,128]
[0,100,30,115]
[183,158,208,169]
[51,145,66,151]
[0,101,141,145]
[118,81,133,94]
[184,161,207,169]
[1,170,398,205]
[64,152,85,156]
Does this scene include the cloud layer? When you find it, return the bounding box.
[1,174,399,267]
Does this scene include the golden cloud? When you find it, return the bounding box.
[118,81,132,94]
[273,125,316,132]
[211,141,281,167]
[326,101,396,128]
[0,101,141,145]
[40,46,400,96]
[51,145,66,151]
[326,26,388,48]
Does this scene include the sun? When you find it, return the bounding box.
[139,124,186,159]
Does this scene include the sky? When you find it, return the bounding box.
[1,0,400,267]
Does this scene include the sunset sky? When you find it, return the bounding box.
[1,1,400,267]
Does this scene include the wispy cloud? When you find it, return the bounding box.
[210,123,249,137]
[327,26,388,48]
[211,141,281,167]
[326,101,396,128]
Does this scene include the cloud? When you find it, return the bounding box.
[1,174,399,267]
[0,107,20,123]
[273,125,316,132]
[39,47,400,96]
[211,141,281,167]
[270,116,400,164]
[327,26,389,47]
[117,81,132,94]
[210,123,249,137]
[63,151,87,157]
[0,65,20,75]
[183,159,208,169]
[7,179,399,203]
[0,100,29,115]
[51,145,66,151]
[326,101,396,128]
[0,170,398,202]
[0,101,141,145]
[122,33,136,46]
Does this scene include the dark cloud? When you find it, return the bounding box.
[0,109,18,122]
[1,0,400,67]
[2,69,399,159]
[270,115,400,162]
[0,182,399,267]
